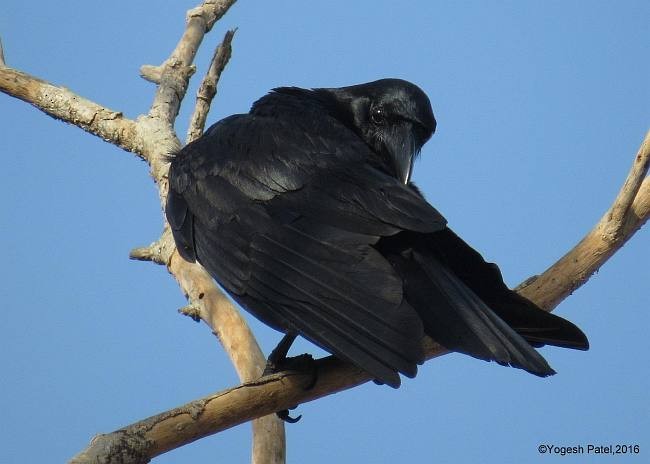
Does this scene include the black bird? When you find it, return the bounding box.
[166,78,588,388]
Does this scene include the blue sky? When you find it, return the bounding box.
[1,1,648,463]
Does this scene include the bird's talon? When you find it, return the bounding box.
[277,409,302,423]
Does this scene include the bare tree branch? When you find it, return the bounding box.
[68,130,650,463]
[516,129,650,310]
[0,66,140,156]
[187,29,236,144]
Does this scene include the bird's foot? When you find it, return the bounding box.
[264,353,318,423]
[263,334,318,423]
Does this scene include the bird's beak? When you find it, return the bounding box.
[386,123,418,184]
[396,152,415,185]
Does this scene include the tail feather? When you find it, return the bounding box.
[408,250,556,376]
[487,294,589,350]
[421,228,589,351]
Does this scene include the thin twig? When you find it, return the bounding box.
[129,226,176,265]
[147,0,237,126]
[139,64,163,84]
[186,28,236,144]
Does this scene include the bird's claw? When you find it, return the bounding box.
[277,405,302,423]
[267,355,317,423]
[263,334,318,424]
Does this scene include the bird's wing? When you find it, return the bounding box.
[167,114,446,386]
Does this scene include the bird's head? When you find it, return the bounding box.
[322,78,436,184]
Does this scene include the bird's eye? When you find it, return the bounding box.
[370,107,386,125]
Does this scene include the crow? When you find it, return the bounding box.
[166,78,588,389]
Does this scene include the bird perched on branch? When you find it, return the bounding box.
[166,78,588,390]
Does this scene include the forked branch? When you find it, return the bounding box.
[1,1,286,463]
